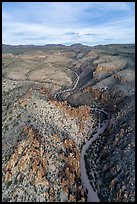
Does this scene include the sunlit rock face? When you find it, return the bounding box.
[2,44,135,202]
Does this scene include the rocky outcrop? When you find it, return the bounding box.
[2,43,135,202]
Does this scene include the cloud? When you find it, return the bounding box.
[2,2,135,45]
[84,33,98,36]
[65,32,79,35]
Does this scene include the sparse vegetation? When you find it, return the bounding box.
[2,44,135,202]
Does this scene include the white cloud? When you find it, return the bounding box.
[2,2,135,45]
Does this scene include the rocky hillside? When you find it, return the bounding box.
[2,44,135,202]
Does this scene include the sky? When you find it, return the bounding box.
[2,2,135,46]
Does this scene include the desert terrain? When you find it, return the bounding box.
[2,43,135,202]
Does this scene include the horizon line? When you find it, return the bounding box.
[2,42,135,47]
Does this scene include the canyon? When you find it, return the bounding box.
[2,43,135,202]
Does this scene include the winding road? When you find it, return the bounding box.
[54,72,79,99]
[54,70,110,202]
[80,109,110,202]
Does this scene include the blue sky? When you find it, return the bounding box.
[2,2,135,46]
